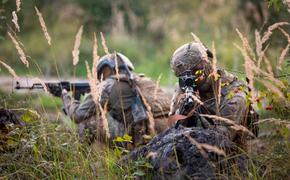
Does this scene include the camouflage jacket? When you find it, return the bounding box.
[63,74,171,144]
[169,69,258,140]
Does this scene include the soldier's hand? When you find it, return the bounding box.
[61,89,68,98]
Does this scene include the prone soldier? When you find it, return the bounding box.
[169,42,259,143]
[62,52,171,145]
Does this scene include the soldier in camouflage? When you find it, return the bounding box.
[169,42,258,142]
[62,52,170,145]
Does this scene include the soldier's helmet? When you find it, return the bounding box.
[97,52,134,79]
[170,42,213,77]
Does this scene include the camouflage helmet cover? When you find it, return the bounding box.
[170,42,212,76]
[97,52,134,79]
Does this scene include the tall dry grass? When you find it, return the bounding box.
[85,33,110,138]
[0,60,19,80]
[200,114,254,137]
[72,25,83,66]
[16,0,21,12]
[235,23,289,104]
[12,11,20,32]
[100,32,110,55]
[185,133,226,158]
[190,32,209,63]
[35,6,51,45]
[7,32,29,68]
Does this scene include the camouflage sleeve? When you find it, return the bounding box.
[62,93,96,124]
[219,90,248,125]
[99,78,115,107]
[169,86,182,116]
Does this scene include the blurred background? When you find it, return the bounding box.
[0,0,289,85]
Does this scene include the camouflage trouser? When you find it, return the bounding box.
[77,114,125,143]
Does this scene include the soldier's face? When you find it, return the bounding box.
[100,66,114,80]
[191,64,207,87]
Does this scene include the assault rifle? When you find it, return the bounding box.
[178,72,197,116]
[15,81,90,100]
[175,71,198,128]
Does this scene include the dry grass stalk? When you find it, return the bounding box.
[33,77,48,93]
[72,25,83,66]
[255,67,285,89]
[277,28,290,71]
[85,61,99,111]
[86,61,110,138]
[16,0,21,12]
[257,79,285,99]
[209,42,219,81]
[7,32,29,67]
[200,114,255,137]
[0,60,19,80]
[153,74,162,102]
[98,103,110,138]
[257,45,268,68]
[100,32,109,55]
[191,93,204,106]
[263,55,274,76]
[254,118,290,125]
[35,6,51,45]
[255,30,262,56]
[137,87,156,136]
[12,11,20,32]
[236,28,256,61]
[190,32,209,62]
[190,32,202,43]
[210,42,221,113]
[114,52,120,81]
[235,43,256,101]
[185,133,226,157]
[278,44,290,71]
[261,22,289,44]
[92,32,99,78]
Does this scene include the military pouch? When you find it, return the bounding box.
[131,94,148,123]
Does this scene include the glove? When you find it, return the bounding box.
[62,89,68,97]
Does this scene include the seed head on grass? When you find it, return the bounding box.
[114,52,120,81]
[7,32,29,67]
[209,42,219,81]
[257,79,285,100]
[255,30,262,57]
[185,133,226,158]
[236,28,256,61]
[277,28,290,71]
[190,32,209,62]
[72,25,83,66]
[100,32,110,55]
[0,60,19,80]
[92,32,99,79]
[35,6,51,46]
[261,22,289,44]
[33,77,48,93]
[16,0,21,12]
[234,43,256,102]
[200,114,255,138]
[12,11,20,32]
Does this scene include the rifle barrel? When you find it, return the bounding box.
[15,82,44,90]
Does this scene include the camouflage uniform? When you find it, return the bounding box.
[169,42,258,141]
[62,73,170,145]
